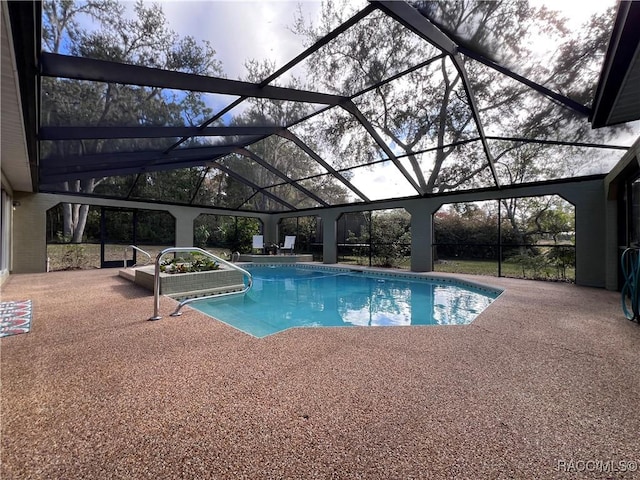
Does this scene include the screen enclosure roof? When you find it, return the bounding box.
[7,0,640,212]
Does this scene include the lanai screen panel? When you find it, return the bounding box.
[341,161,421,201]
[40,139,179,175]
[40,174,139,198]
[176,136,261,149]
[282,9,440,96]
[215,153,287,188]
[465,60,622,145]
[37,0,637,212]
[488,140,627,184]
[191,93,243,124]
[39,138,179,189]
[289,107,386,171]
[412,0,617,105]
[352,58,480,150]
[401,141,494,194]
[129,167,208,204]
[296,175,361,205]
[221,99,327,128]
[263,184,324,210]
[248,190,302,212]
[245,137,330,180]
[41,80,218,129]
[192,170,265,211]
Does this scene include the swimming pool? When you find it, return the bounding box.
[190,265,502,338]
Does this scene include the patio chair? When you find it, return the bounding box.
[282,235,296,255]
[252,235,264,254]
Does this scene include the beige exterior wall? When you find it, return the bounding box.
[12,192,55,273]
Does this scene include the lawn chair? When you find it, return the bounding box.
[252,235,264,254]
[282,236,296,255]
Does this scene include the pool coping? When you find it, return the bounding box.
[236,261,505,297]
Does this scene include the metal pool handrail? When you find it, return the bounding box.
[123,245,152,268]
[149,247,253,321]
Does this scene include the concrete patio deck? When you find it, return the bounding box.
[1,268,639,479]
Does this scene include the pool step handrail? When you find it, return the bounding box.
[124,245,152,268]
[149,247,253,321]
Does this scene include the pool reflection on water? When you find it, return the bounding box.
[190,266,501,338]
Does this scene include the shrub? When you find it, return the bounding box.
[160,254,220,274]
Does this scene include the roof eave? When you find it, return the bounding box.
[591,0,640,128]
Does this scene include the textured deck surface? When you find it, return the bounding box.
[1,268,639,479]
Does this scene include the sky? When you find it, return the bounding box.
[149,0,627,201]
[66,0,629,202]
[531,0,616,28]
[157,0,367,81]
[146,1,350,125]
[154,0,616,80]
[159,1,313,81]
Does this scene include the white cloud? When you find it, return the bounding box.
[155,0,323,81]
[531,0,616,28]
[349,161,421,201]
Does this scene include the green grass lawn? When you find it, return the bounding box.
[338,255,411,270]
[337,255,574,282]
[434,258,575,282]
[47,245,574,282]
[46,244,232,271]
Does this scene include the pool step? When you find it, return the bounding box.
[118,267,137,282]
[169,283,246,301]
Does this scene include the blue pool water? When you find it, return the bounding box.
[190,265,502,338]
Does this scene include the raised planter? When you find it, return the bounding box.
[132,265,245,299]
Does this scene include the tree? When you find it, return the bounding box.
[42,0,221,242]
[215,59,351,211]
[370,209,411,267]
[279,216,321,253]
[498,193,575,256]
[292,0,619,235]
[193,214,261,253]
[434,202,501,260]
[338,209,411,267]
[437,198,566,245]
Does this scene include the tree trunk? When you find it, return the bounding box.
[501,198,527,254]
[71,204,90,243]
[61,179,97,243]
[426,59,459,193]
[62,202,73,239]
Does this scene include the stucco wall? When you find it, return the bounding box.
[12,192,55,273]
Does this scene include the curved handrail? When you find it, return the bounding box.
[123,245,152,268]
[149,247,253,321]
